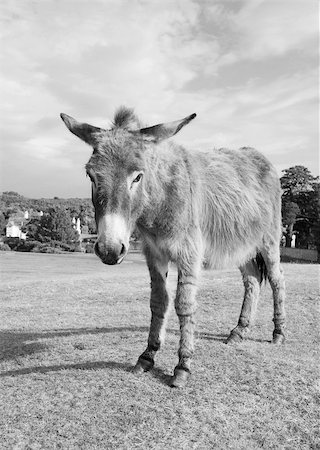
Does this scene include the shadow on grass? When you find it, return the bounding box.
[150,367,174,386]
[0,326,228,382]
[250,338,272,344]
[0,360,132,378]
[0,359,176,387]
[0,336,48,361]
[0,327,150,363]
[0,327,270,381]
[0,327,227,361]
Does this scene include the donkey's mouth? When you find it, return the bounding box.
[99,252,127,265]
[99,254,124,265]
[96,247,128,265]
[117,255,126,264]
[94,240,128,265]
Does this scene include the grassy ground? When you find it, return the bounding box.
[0,252,319,449]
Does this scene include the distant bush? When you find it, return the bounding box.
[85,243,95,253]
[37,245,63,254]
[3,239,80,253]
[0,243,11,251]
[3,237,20,250]
[59,242,76,252]
[2,237,83,253]
[74,245,85,253]
[13,240,42,252]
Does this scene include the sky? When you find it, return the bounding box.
[0,0,318,198]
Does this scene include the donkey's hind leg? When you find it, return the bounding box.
[226,259,261,344]
[261,244,286,344]
[133,247,170,374]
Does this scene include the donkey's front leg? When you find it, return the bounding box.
[133,250,170,374]
[171,262,201,388]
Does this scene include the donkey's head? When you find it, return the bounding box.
[60,107,196,265]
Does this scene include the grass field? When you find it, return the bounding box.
[0,252,319,449]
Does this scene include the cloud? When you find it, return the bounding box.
[170,65,318,181]
[0,0,318,197]
[1,0,209,120]
[213,0,318,65]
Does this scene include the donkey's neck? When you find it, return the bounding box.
[137,141,198,237]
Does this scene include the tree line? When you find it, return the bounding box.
[0,164,319,253]
[0,192,96,253]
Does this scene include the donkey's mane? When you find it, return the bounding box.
[113,106,141,131]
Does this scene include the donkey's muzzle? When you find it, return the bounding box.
[94,241,127,265]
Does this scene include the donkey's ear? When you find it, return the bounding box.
[139,113,196,142]
[60,113,104,145]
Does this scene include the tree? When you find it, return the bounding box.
[308,182,320,256]
[1,191,29,211]
[0,212,6,236]
[281,201,300,247]
[281,166,319,249]
[281,166,317,199]
[36,207,79,244]
[23,217,42,241]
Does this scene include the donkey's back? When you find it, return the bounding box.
[199,146,282,269]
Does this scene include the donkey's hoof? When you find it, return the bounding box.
[170,367,191,388]
[132,363,145,374]
[272,331,285,345]
[132,357,154,374]
[226,330,243,345]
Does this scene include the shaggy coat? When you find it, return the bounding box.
[61,107,286,387]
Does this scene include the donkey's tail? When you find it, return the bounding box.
[256,253,268,284]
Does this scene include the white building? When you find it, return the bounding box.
[6,221,27,240]
[72,217,81,234]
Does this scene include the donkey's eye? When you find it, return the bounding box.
[128,171,144,191]
[133,173,143,183]
[87,171,97,186]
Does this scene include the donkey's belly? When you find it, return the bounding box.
[204,239,259,270]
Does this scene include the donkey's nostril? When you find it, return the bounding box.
[94,242,103,259]
[120,243,126,257]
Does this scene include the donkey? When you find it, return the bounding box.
[60,107,286,387]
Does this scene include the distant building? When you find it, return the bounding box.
[6,221,27,240]
[5,210,35,240]
[6,222,21,238]
[76,218,81,234]
[72,217,81,235]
